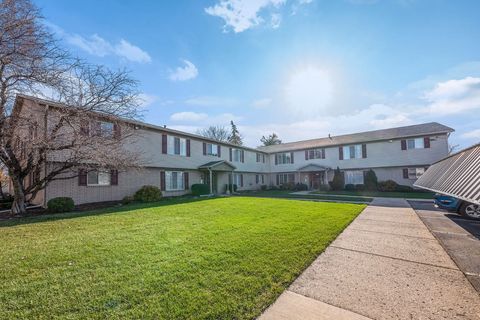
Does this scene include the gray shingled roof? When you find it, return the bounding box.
[257,122,454,153]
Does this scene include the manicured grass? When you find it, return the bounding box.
[311,190,435,199]
[238,190,372,202]
[0,197,365,319]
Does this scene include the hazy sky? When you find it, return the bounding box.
[36,0,480,149]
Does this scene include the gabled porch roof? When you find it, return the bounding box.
[296,164,331,172]
[198,160,236,171]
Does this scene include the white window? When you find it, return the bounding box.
[233,149,241,162]
[168,136,187,156]
[345,171,364,185]
[87,170,111,186]
[91,121,114,137]
[343,145,362,159]
[277,173,295,184]
[407,138,424,149]
[165,171,184,191]
[308,149,325,160]
[408,167,425,179]
[207,143,218,156]
[233,173,242,186]
[276,153,293,165]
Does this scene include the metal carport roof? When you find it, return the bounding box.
[414,143,480,205]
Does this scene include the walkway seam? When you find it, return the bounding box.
[347,227,437,240]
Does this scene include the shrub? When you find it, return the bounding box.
[377,180,398,192]
[225,184,238,193]
[345,184,355,191]
[355,184,366,191]
[134,185,162,202]
[330,167,345,191]
[280,182,295,190]
[268,185,279,191]
[191,184,210,196]
[47,197,74,213]
[364,169,378,191]
[122,196,134,205]
[260,184,268,191]
[317,184,330,191]
[294,183,308,191]
[395,184,414,192]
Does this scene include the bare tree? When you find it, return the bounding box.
[0,0,141,215]
[0,163,8,199]
[260,133,282,146]
[448,143,460,155]
[197,125,229,142]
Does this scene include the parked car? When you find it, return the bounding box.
[433,194,480,220]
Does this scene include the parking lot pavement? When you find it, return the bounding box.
[409,200,480,293]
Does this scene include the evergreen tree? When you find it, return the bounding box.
[261,133,282,146]
[228,121,243,146]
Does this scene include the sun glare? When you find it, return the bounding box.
[285,66,334,118]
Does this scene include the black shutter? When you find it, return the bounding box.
[276,174,279,185]
[241,150,245,163]
[321,148,325,159]
[290,152,294,164]
[78,169,87,186]
[401,140,407,150]
[110,170,118,186]
[162,134,168,154]
[113,123,121,139]
[305,150,309,160]
[203,142,207,155]
[240,174,244,187]
[424,137,430,148]
[218,145,221,157]
[229,148,232,161]
[339,147,344,160]
[160,171,166,191]
[184,172,189,190]
[186,139,191,157]
[275,154,278,165]
[402,168,409,179]
[362,144,367,158]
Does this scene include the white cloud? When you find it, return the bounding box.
[252,98,272,108]
[270,13,282,28]
[168,60,199,82]
[47,23,151,63]
[170,112,208,122]
[138,93,158,109]
[185,96,238,107]
[424,77,480,115]
[205,0,287,33]
[461,129,480,139]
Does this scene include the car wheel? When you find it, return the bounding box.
[459,202,480,220]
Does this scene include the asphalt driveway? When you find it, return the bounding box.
[409,200,480,293]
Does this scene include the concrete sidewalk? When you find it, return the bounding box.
[259,198,480,320]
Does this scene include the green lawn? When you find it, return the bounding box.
[0,197,365,319]
[311,190,435,199]
[238,190,372,202]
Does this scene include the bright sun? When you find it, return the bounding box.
[285,66,334,118]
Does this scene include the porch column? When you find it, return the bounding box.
[209,168,213,195]
[231,171,234,194]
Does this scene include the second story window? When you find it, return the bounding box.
[340,144,367,160]
[233,149,241,162]
[275,152,294,165]
[306,148,325,160]
[401,137,430,150]
[256,153,266,163]
[168,136,187,156]
[203,143,219,156]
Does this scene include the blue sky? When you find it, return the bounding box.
[36,0,480,148]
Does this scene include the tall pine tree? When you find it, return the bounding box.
[228,121,243,146]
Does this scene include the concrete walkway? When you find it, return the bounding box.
[259,198,480,320]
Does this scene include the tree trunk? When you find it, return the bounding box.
[0,181,4,199]
[11,176,27,216]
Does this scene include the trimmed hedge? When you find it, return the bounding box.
[345,184,355,191]
[377,180,398,192]
[192,184,210,196]
[47,197,75,213]
[134,185,162,202]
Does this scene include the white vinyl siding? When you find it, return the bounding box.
[165,171,184,191]
[167,136,187,156]
[345,171,364,185]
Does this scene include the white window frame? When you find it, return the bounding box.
[344,171,364,185]
[87,169,111,186]
[407,138,425,150]
[206,143,218,156]
[408,167,425,179]
[278,173,294,184]
[276,153,292,165]
[167,136,187,156]
[233,173,242,186]
[165,171,184,191]
[343,144,362,159]
[233,149,241,162]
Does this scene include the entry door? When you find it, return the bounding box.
[204,172,218,194]
[311,173,321,189]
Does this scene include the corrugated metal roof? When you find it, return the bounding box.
[414,143,480,205]
[257,122,454,153]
